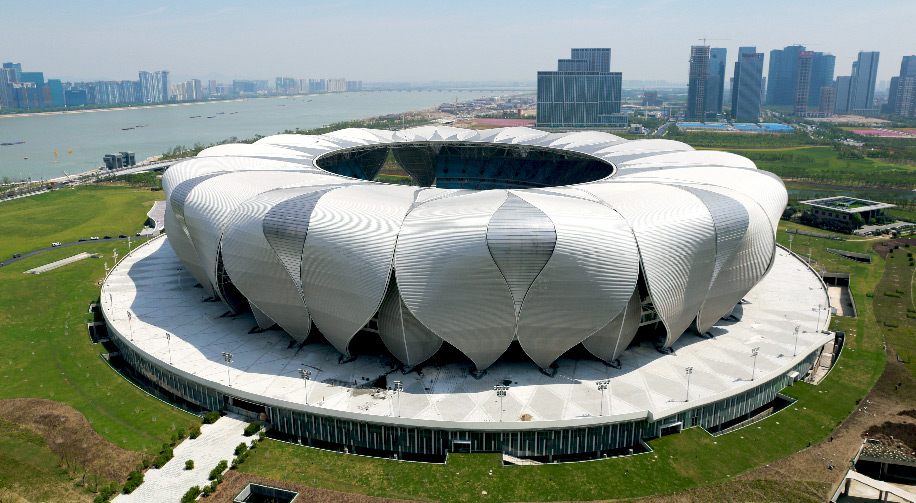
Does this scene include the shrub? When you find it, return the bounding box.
[95,482,119,502]
[152,446,173,468]
[177,428,187,439]
[188,423,201,439]
[181,486,201,503]
[209,460,228,481]
[243,421,261,436]
[184,459,194,470]
[234,442,248,456]
[202,411,221,424]
[121,470,144,494]
[202,483,215,495]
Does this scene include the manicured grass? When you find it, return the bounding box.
[236,221,888,502]
[0,185,160,260]
[0,186,198,456]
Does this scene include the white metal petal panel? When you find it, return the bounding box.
[219,187,320,342]
[582,286,642,363]
[183,171,343,292]
[584,182,716,347]
[512,190,640,369]
[300,184,420,355]
[591,139,693,164]
[377,277,443,367]
[394,190,516,370]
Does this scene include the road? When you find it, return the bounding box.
[0,235,147,269]
[654,120,674,136]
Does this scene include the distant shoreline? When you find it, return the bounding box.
[0,99,247,119]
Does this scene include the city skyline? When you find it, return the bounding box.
[1,0,912,84]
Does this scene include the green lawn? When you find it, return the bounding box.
[0,185,160,259]
[235,223,888,502]
[0,186,198,498]
[874,244,916,371]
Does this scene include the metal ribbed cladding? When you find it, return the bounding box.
[377,276,443,367]
[687,186,774,332]
[617,166,787,234]
[248,301,276,330]
[167,173,225,292]
[262,187,339,293]
[182,171,340,292]
[583,182,716,348]
[678,186,750,332]
[485,193,557,318]
[394,190,516,371]
[591,139,694,164]
[582,286,642,363]
[300,184,420,356]
[512,190,639,369]
[222,187,342,343]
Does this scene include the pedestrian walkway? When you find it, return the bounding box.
[115,414,253,503]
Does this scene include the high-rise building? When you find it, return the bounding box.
[705,48,727,115]
[819,86,836,116]
[794,51,815,115]
[139,70,170,103]
[888,55,916,117]
[570,48,611,72]
[807,53,835,106]
[766,45,805,106]
[731,47,764,122]
[536,48,624,128]
[848,51,880,115]
[834,76,853,114]
[47,79,64,107]
[686,45,710,120]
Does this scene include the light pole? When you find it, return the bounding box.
[393,380,403,417]
[177,266,183,290]
[126,310,133,341]
[494,385,509,422]
[685,367,694,402]
[298,368,311,405]
[597,379,610,416]
[793,325,800,357]
[222,352,233,387]
[788,233,794,253]
[816,303,823,333]
[750,347,760,381]
[166,332,172,365]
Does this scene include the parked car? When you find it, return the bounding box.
[12,253,21,258]
[118,234,127,238]
[51,242,62,247]
[89,236,100,240]
[103,235,112,239]
[78,238,87,242]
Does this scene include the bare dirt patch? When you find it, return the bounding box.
[0,398,143,485]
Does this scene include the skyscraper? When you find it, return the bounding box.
[807,53,835,106]
[848,51,880,115]
[766,45,805,106]
[536,48,624,128]
[834,76,853,114]
[794,51,815,115]
[139,70,170,103]
[731,47,764,122]
[686,45,710,120]
[705,48,727,115]
[888,55,916,117]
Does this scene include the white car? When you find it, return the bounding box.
[90,236,100,240]
[51,242,62,247]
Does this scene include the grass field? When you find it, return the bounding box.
[232,223,889,502]
[0,186,198,500]
[874,243,916,372]
[0,185,161,259]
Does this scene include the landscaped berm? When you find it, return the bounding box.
[0,129,911,503]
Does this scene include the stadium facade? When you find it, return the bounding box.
[101,126,834,460]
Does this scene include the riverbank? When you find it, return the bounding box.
[0,98,246,119]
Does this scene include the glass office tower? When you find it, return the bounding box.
[536,48,625,128]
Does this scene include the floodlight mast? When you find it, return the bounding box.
[494,385,509,422]
[222,352,233,387]
[685,367,694,402]
[298,368,312,405]
[750,347,760,381]
[597,379,610,416]
[393,380,403,417]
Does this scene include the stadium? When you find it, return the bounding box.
[101,126,834,461]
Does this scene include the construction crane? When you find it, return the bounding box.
[697,37,730,46]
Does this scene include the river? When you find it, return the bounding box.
[0,90,516,180]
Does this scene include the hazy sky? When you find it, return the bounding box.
[3,0,913,84]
